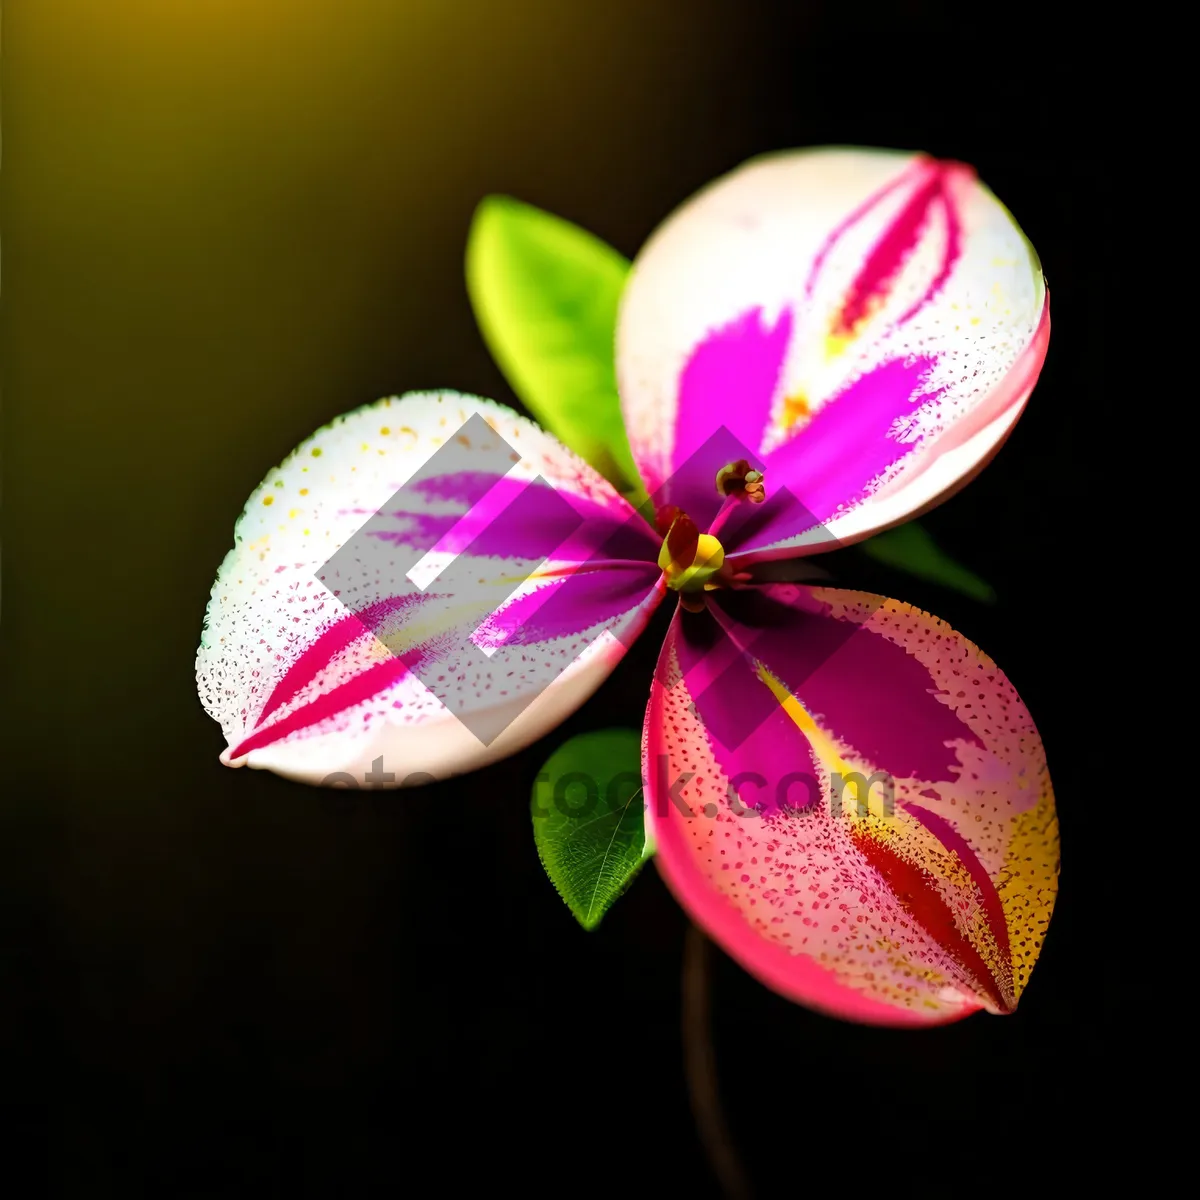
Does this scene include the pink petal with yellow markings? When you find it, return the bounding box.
[618,147,1048,554]
[643,583,1057,1025]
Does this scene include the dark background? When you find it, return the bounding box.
[3,1,1105,1193]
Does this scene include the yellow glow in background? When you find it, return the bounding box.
[3,0,782,778]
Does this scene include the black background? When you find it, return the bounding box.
[3,1,1105,1193]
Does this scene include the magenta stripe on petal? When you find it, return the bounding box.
[709,587,981,783]
[803,157,967,342]
[228,655,413,760]
[350,469,511,552]
[364,473,649,563]
[257,593,432,726]
[803,158,929,303]
[671,305,792,482]
[893,189,962,328]
[721,355,940,556]
[646,608,806,823]
[840,163,969,333]
[476,563,663,651]
[834,171,943,335]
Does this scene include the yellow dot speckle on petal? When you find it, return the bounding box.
[299,488,308,496]
[780,392,810,430]
[311,448,322,458]
[303,528,310,536]
[380,426,390,436]
[262,495,274,506]
[288,508,300,518]
[823,331,854,361]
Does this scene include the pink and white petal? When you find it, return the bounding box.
[643,583,1057,1025]
[617,147,1048,555]
[197,391,663,786]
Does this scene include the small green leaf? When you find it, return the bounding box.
[466,196,645,502]
[531,729,649,931]
[859,521,997,603]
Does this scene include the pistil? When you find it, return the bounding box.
[656,508,726,610]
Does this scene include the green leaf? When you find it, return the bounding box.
[859,521,997,603]
[531,729,649,931]
[466,196,646,503]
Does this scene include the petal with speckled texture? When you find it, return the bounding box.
[197,391,663,786]
[617,147,1048,558]
[643,583,1057,1025]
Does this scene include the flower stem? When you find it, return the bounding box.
[681,924,751,1200]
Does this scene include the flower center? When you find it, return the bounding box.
[656,507,725,611]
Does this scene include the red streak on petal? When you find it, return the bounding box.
[850,825,1012,1013]
[906,801,1012,974]
[229,656,412,761]
[891,190,962,328]
[804,157,972,346]
[804,157,930,303]
[832,164,962,338]
[257,594,426,726]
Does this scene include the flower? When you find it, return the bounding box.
[197,147,1057,1026]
